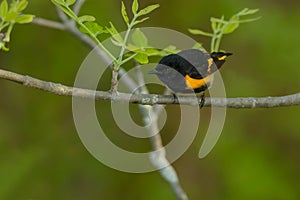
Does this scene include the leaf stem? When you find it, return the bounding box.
[115,14,139,69]
[214,34,222,52]
[62,5,117,64]
[0,22,9,32]
[3,23,14,42]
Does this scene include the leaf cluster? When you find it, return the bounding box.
[189,8,260,52]
[52,1,260,68]
[0,0,34,51]
[125,28,179,64]
[52,0,161,68]
[105,0,162,66]
[119,1,179,64]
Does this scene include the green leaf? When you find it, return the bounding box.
[192,42,204,50]
[222,15,239,34]
[5,11,18,21]
[78,15,96,23]
[8,0,17,12]
[236,17,261,23]
[138,4,159,16]
[143,47,160,56]
[55,4,75,19]
[132,17,149,26]
[15,14,34,24]
[237,8,259,16]
[16,0,28,12]
[134,53,149,64]
[65,0,76,6]
[125,44,139,51]
[210,17,228,24]
[80,21,107,36]
[211,20,217,31]
[222,23,239,34]
[161,45,180,54]
[132,28,148,47]
[188,29,213,37]
[106,22,118,34]
[121,1,129,24]
[127,44,160,56]
[106,22,124,44]
[0,0,8,19]
[132,0,138,15]
[111,38,123,47]
[51,0,65,6]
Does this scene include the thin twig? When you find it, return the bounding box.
[1,69,300,108]
[53,7,138,91]
[73,0,86,15]
[135,66,188,200]
[32,18,66,30]
[70,0,86,27]
[56,7,69,22]
[24,3,187,199]
[27,11,188,198]
[147,113,188,200]
[110,68,120,94]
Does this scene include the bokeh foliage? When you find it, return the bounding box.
[0,0,300,199]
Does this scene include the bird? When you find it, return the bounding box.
[149,49,232,106]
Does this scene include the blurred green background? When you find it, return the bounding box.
[1,0,300,199]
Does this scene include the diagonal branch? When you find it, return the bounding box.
[32,18,66,30]
[54,8,138,91]
[135,66,188,199]
[1,69,300,108]
[30,5,187,198]
[73,0,86,15]
[31,9,188,199]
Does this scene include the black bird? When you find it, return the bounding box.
[149,49,232,105]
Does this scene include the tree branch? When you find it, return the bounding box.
[135,66,188,199]
[30,4,188,199]
[73,0,86,15]
[32,18,66,30]
[31,8,189,199]
[53,8,138,91]
[1,69,300,108]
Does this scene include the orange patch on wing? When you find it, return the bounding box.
[185,74,213,90]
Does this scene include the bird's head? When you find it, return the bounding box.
[210,52,232,69]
